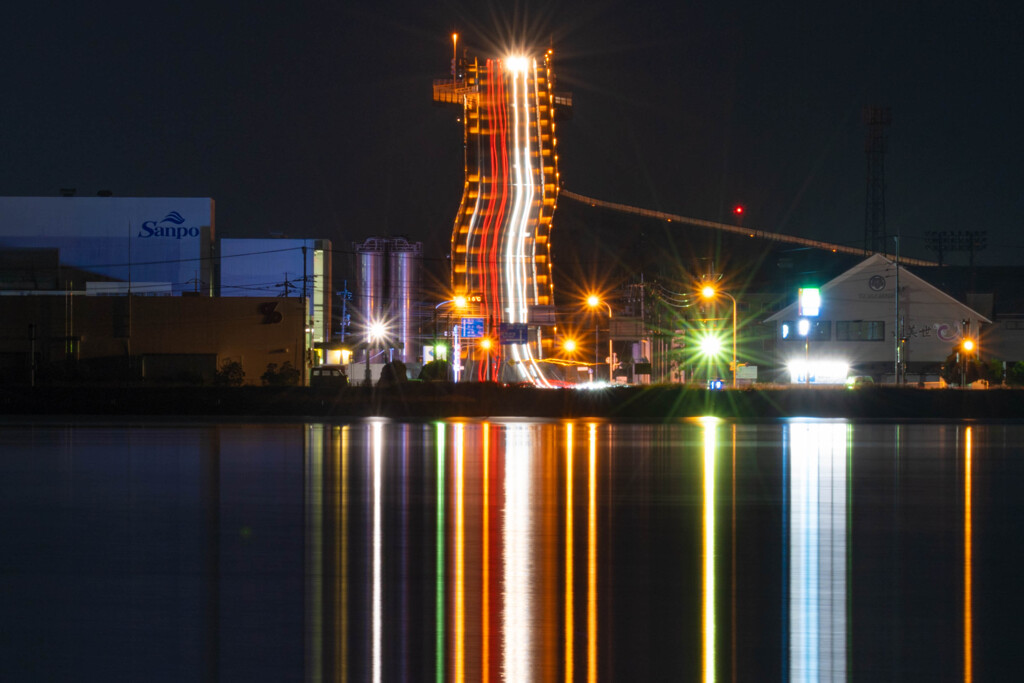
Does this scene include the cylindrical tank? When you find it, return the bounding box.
[355,238,387,359]
[388,238,422,363]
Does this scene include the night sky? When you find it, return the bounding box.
[3,1,1022,266]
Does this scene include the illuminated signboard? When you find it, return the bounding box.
[799,288,821,317]
[498,322,529,345]
[461,317,485,338]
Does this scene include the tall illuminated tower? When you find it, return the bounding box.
[434,43,571,383]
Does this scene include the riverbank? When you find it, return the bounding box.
[2,383,1022,420]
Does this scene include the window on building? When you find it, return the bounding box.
[810,320,831,341]
[836,320,885,341]
[780,320,831,340]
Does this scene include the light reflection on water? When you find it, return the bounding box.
[1,418,1021,681]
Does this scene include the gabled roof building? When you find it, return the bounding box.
[765,254,991,384]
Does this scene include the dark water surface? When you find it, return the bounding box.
[2,418,1022,682]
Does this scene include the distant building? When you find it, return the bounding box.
[765,254,991,384]
[0,196,215,295]
[218,238,332,346]
[0,295,308,386]
[0,196,333,384]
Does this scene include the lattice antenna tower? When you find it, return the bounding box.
[864,106,892,255]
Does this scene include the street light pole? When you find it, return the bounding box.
[701,286,739,388]
[798,318,810,386]
[433,296,467,375]
[587,295,613,383]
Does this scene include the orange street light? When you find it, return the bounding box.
[701,285,738,388]
[586,294,614,382]
[452,33,459,85]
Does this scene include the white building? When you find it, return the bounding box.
[765,254,991,384]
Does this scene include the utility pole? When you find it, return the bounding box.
[894,236,901,384]
[864,106,891,256]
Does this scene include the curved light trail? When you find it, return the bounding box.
[437,49,561,385]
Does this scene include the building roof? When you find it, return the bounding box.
[765,254,992,324]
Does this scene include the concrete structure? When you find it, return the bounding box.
[434,47,571,384]
[0,295,308,386]
[765,254,991,383]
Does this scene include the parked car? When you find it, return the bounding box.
[310,364,349,388]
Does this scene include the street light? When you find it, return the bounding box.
[798,318,810,386]
[586,295,614,382]
[961,337,976,387]
[701,285,738,388]
[365,319,387,387]
[433,296,468,366]
[452,33,458,86]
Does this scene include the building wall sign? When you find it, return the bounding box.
[137,211,202,239]
[259,301,283,324]
[0,196,214,296]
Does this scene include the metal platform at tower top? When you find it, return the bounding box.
[432,80,478,105]
[433,78,573,117]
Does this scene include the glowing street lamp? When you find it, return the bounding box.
[586,295,614,382]
[960,337,976,387]
[364,319,388,387]
[452,33,459,85]
[699,333,724,356]
[562,338,578,354]
[701,285,738,388]
[433,295,468,365]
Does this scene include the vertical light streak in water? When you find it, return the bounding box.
[587,422,598,683]
[731,424,737,683]
[564,423,575,682]
[701,417,718,683]
[503,424,533,680]
[482,423,492,681]
[436,423,446,683]
[306,425,324,683]
[964,426,973,683]
[790,424,817,681]
[337,425,349,682]
[454,423,466,683]
[781,423,789,681]
[789,422,848,683]
[371,421,383,683]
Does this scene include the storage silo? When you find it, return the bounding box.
[354,238,387,360]
[387,238,422,363]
